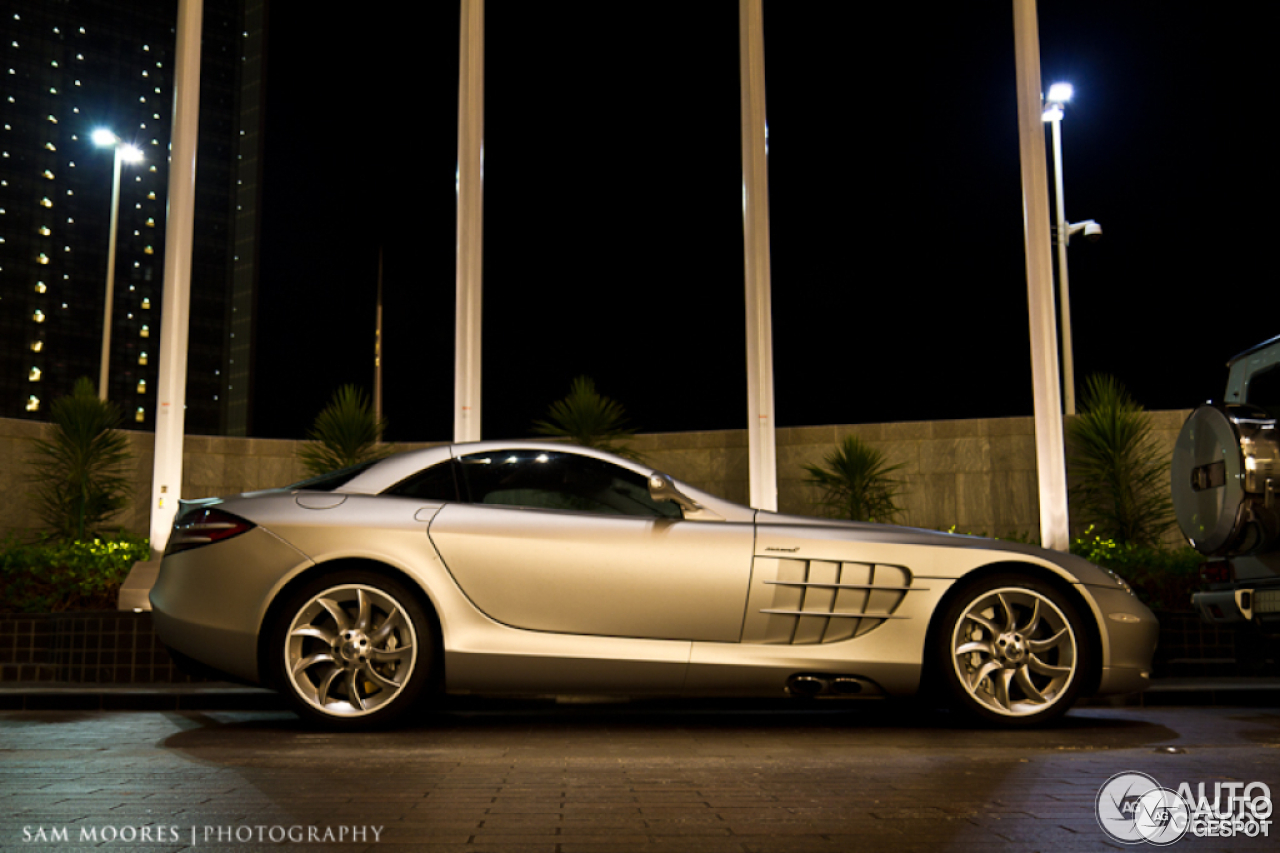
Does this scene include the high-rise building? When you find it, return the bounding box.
[0,0,264,436]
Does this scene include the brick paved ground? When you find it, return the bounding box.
[0,700,1277,852]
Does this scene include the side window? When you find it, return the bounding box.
[384,460,461,502]
[1246,364,1280,419]
[458,451,681,518]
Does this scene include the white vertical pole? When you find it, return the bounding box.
[1012,0,1070,551]
[454,0,485,443]
[739,0,777,512]
[374,247,384,424]
[1050,118,1076,416]
[99,148,124,400]
[148,0,203,553]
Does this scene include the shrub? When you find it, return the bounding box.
[1067,374,1175,546]
[532,376,641,460]
[299,385,393,477]
[26,377,134,540]
[803,435,904,523]
[0,533,151,613]
[1071,526,1201,612]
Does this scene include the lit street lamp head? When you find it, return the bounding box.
[1041,82,1073,122]
[1046,82,1074,103]
[91,128,120,147]
[92,129,144,163]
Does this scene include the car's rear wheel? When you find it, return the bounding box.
[937,574,1092,726]
[270,572,434,728]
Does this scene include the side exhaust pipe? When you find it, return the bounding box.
[786,674,876,697]
[786,675,826,696]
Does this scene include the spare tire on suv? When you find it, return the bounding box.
[1172,402,1280,556]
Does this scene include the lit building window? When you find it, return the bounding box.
[28,367,41,382]
[138,352,147,366]
[34,282,46,293]
[135,407,145,423]
[36,254,49,265]
[141,298,150,309]
[136,379,146,394]
[139,325,149,338]
[42,170,53,179]
[38,226,51,236]
[30,340,43,352]
[32,309,45,323]
[40,197,52,208]
[26,396,40,412]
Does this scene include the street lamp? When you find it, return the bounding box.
[1042,83,1100,416]
[92,129,144,401]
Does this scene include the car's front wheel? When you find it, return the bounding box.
[270,572,434,728]
[936,574,1093,726]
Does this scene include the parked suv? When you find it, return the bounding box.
[1173,336,1280,634]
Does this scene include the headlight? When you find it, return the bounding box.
[1099,566,1133,595]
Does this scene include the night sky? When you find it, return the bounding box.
[251,2,1273,443]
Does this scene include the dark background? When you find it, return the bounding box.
[253,2,1273,442]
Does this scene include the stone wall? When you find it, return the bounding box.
[0,411,1192,543]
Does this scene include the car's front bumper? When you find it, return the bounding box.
[1086,584,1159,697]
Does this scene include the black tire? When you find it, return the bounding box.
[935,573,1093,727]
[268,571,435,728]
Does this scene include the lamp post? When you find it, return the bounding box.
[1041,84,1100,416]
[91,129,143,401]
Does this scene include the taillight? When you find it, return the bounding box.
[166,507,255,556]
[1201,560,1233,584]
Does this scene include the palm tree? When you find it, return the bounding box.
[27,377,134,540]
[298,385,393,477]
[803,435,904,523]
[532,376,641,459]
[1067,374,1174,546]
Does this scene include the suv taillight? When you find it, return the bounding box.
[166,507,255,556]
[1200,560,1233,584]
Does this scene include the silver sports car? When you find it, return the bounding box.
[150,441,1157,728]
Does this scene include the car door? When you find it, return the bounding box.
[427,449,755,642]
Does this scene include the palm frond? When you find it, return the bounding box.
[802,435,904,523]
[298,385,393,476]
[1066,374,1174,546]
[532,376,641,460]
[26,377,134,540]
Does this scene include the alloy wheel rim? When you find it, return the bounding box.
[950,587,1077,717]
[285,584,417,717]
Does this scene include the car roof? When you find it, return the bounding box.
[1228,334,1280,368]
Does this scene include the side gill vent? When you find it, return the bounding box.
[759,559,918,645]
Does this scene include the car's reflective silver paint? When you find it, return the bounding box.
[150,441,1157,726]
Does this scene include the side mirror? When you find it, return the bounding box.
[648,471,703,514]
